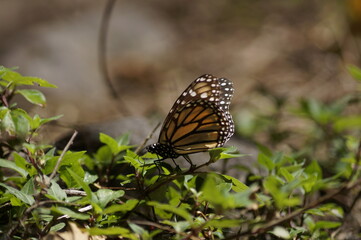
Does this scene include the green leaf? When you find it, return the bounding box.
[0,106,9,119]
[128,223,149,239]
[306,208,325,216]
[334,116,361,132]
[0,67,57,88]
[1,108,15,134]
[220,174,248,192]
[117,133,130,146]
[124,151,143,169]
[100,133,119,153]
[0,183,35,205]
[301,174,319,193]
[347,64,361,82]
[50,223,66,232]
[147,201,193,222]
[67,168,92,200]
[47,180,67,201]
[95,189,124,208]
[104,199,139,214]
[94,145,113,165]
[305,160,322,180]
[88,227,134,237]
[10,108,30,137]
[1,70,34,85]
[257,144,273,157]
[16,89,46,107]
[205,219,244,228]
[45,151,86,187]
[51,206,89,220]
[269,226,290,239]
[99,133,133,155]
[258,153,275,171]
[13,152,36,176]
[162,220,191,233]
[0,158,28,177]
[263,176,301,208]
[28,77,57,88]
[84,172,98,184]
[209,148,225,162]
[202,174,253,209]
[21,178,35,195]
[314,221,341,230]
[278,167,294,182]
[209,147,247,162]
[10,196,23,206]
[30,114,62,129]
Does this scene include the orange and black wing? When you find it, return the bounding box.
[158,74,234,155]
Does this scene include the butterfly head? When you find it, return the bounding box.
[146,143,179,159]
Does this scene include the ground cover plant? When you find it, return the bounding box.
[0,65,361,239]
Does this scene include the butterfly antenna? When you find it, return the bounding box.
[135,122,161,155]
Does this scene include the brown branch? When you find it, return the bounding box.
[1,90,9,107]
[63,189,87,196]
[48,130,78,184]
[135,122,161,155]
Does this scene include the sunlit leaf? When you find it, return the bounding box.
[147,201,192,222]
[0,183,34,205]
[51,206,89,220]
[0,158,28,177]
[49,222,66,232]
[347,64,361,82]
[67,168,92,200]
[205,219,244,228]
[220,174,248,192]
[16,89,46,107]
[47,180,67,201]
[269,226,290,239]
[95,189,124,208]
[334,116,361,132]
[0,67,57,87]
[104,199,139,214]
[21,178,35,195]
[10,108,30,137]
[258,153,275,171]
[314,221,341,230]
[87,227,135,238]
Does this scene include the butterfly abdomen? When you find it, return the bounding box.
[147,143,179,159]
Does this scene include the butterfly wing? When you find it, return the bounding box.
[158,74,234,155]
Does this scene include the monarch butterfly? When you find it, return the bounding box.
[147,74,234,161]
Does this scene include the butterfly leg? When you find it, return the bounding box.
[154,159,165,180]
[170,158,181,172]
[183,155,196,170]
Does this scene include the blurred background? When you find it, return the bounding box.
[1,0,360,154]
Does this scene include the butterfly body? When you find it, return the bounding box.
[147,74,234,159]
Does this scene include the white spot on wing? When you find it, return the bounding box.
[200,92,208,98]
